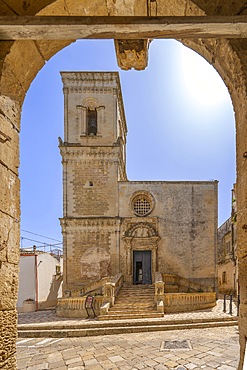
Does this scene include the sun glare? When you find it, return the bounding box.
[180,46,230,105]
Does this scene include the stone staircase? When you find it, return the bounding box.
[99,284,163,320]
[18,316,238,338]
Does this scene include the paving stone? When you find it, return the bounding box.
[66,357,82,365]
[206,360,220,368]
[153,356,168,363]
[84,358,98,365]
[207,350,222,357]
[184,363,198,369]
[27,363,49,370]
[49,361,67,369]
[144,359,159,366]
[134,363,146,369]
[108,355,125,363]
[164,360,179,367]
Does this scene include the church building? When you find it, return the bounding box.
[59,71,218,298]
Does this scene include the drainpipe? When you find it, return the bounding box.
[34,245,38,311]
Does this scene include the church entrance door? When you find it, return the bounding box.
[133,250,152,284]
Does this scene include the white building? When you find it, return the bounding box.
[17,247,63,312]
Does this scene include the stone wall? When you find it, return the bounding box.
[61,218,117,291]
[0,96,20,369]
[119,181,218,289]
[218,218,237,295]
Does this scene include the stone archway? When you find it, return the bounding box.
[0,1,246,369]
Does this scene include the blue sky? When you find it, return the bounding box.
[20,39,236,249]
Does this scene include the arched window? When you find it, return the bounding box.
[87,108,97,135]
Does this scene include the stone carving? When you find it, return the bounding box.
[124,222,157,238]
[114,39,151,71]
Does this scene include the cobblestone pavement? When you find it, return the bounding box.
[17,326,239,370]
[17,300,239,370]
[18,299,238,326]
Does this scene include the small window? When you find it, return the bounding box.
[222,271,226,284]
[87,108,97,136]
[56,265,61,275]
[130,191,154,217]
[84,181,94,188]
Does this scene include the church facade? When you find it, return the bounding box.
[59,71,218,295]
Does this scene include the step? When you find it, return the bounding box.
[114,300,155,305]
[115,296,154,304]
[116,295,155,298]
[106,310,159,315]
[18,315,237,331]
[99,312,164,320]
[116,292,154,296]
[118,288,154,290]
[110,306,156,311]
[119,290,155,293]
[18,317,238,338]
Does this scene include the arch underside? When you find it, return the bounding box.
[0,1,247,369]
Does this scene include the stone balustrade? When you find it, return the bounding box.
[56,296,104,318]
[154,272,165,304]
[103,273,123,306]
[57,273,124,317]
[163,292,216,313]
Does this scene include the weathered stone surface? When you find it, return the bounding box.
[114,39,150,71]
[0,309,17,369]
[2,40,45,104]
[35,40,74,62]
[0,62,25,104]
[0,41,14,60]
[0,108,20,173]
[38,0,108,16]
[0,262,19,310]
[0,211,19,264]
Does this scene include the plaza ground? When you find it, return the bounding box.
[17,300,239,370]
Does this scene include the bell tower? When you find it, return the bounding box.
[59,72,127,292]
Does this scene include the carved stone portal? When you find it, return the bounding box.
[114,39,151,70]
[123,221,160,283]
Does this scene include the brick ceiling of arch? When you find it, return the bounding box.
[0,0,246,104]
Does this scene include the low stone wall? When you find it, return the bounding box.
[56,296,104,318]
[163,292,216,313]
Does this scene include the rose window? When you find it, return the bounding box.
[131,192,154,217]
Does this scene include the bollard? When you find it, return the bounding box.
[229,294,233,315]
[223,294,226,313]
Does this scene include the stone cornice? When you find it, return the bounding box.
[60,217,116,230]
[60,145,120,159]
[64,86,114,95]
[61,71,121,90]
